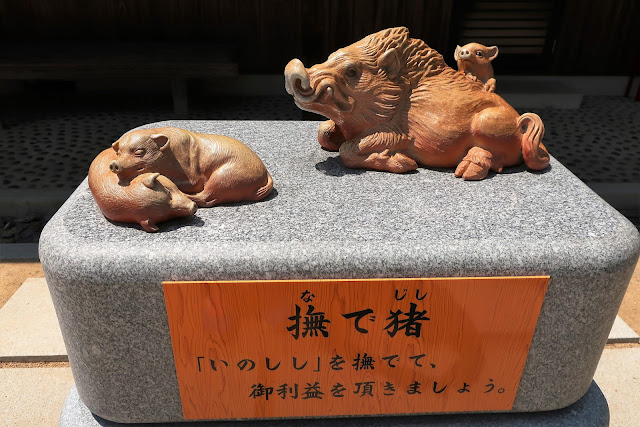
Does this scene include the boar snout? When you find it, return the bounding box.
[109,161,121,173]
[458,49,471,59]
[284,59,313,97]
[170,192,198,215]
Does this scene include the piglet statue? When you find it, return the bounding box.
[89,148,197,232]
[454,43,498,93]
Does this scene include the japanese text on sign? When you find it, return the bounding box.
[163,276,548,420]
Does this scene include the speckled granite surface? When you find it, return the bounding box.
[40,120,639,423]
[59,381,609,426]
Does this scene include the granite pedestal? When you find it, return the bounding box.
[40,120,640,424]
[59,381,609,426]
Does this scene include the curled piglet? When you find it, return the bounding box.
[88,148,197,232]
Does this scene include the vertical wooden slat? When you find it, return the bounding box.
[552,0,640,74]
[298,0,327,65]
[0,0,636,74]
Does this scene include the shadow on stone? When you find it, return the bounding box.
[528,163,553,176]
[315,157,365,177]
[315,157,420,177]
[314,159,550,180]
[156,215,206,233]
[224,188,279,206]
[106,215,206,234]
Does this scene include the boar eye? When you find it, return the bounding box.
[134,148,146,157]
[476,51,483,57]
[345,67,358,78]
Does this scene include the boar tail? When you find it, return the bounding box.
[518,113,549,170]
[255,172,273,200]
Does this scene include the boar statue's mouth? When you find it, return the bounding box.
[284,59,354,114]
[457,58,475,73]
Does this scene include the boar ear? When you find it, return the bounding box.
[487,46,499,61]
[150,134,170,151]
[378,48,401,80]
[111,141,120,152]
[454,45,461,61]
[142,173,160,189]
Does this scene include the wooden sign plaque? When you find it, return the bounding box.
[163,276,549,420]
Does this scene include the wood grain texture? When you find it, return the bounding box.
[551,0,640,74]
[0,0,638,74]
[163,276,549,420]
[0,42,237,79]
[0,0,454,74]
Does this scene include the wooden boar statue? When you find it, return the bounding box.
[284,27,549,180]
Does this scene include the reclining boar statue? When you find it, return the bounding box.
[284,27,549,180]
[109,128,273,208]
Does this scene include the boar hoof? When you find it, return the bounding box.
[455,147,494,180]
[318,120,345,151]
[484,78,496,93]
[140,219,160,232]
[199,199,220,208]
[367,150,417,173]
[188,193,219,208]
[455,161,488,180]
[390,152,418,173]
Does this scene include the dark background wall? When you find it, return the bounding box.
[0,0,638,75]
[551,0,639,74]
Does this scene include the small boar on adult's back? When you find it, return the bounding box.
[284,27,549,180]
[454,42,498,93]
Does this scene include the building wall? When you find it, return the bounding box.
[0,0,637,75]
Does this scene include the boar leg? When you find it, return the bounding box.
[140,219,160,232]
[187,164,247,208]
[339,134,417,173]
[465,73,479,83]
[471,106,523,171]
[317,120,345,151]
[188,187,219,208]
[455,147,493,180]
[484,78,496,93]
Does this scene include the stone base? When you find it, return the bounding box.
[42,120,639,422]
[60,381,609,427]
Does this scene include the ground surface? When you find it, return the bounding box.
[0,261,43,309]
[620,260,640,335]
